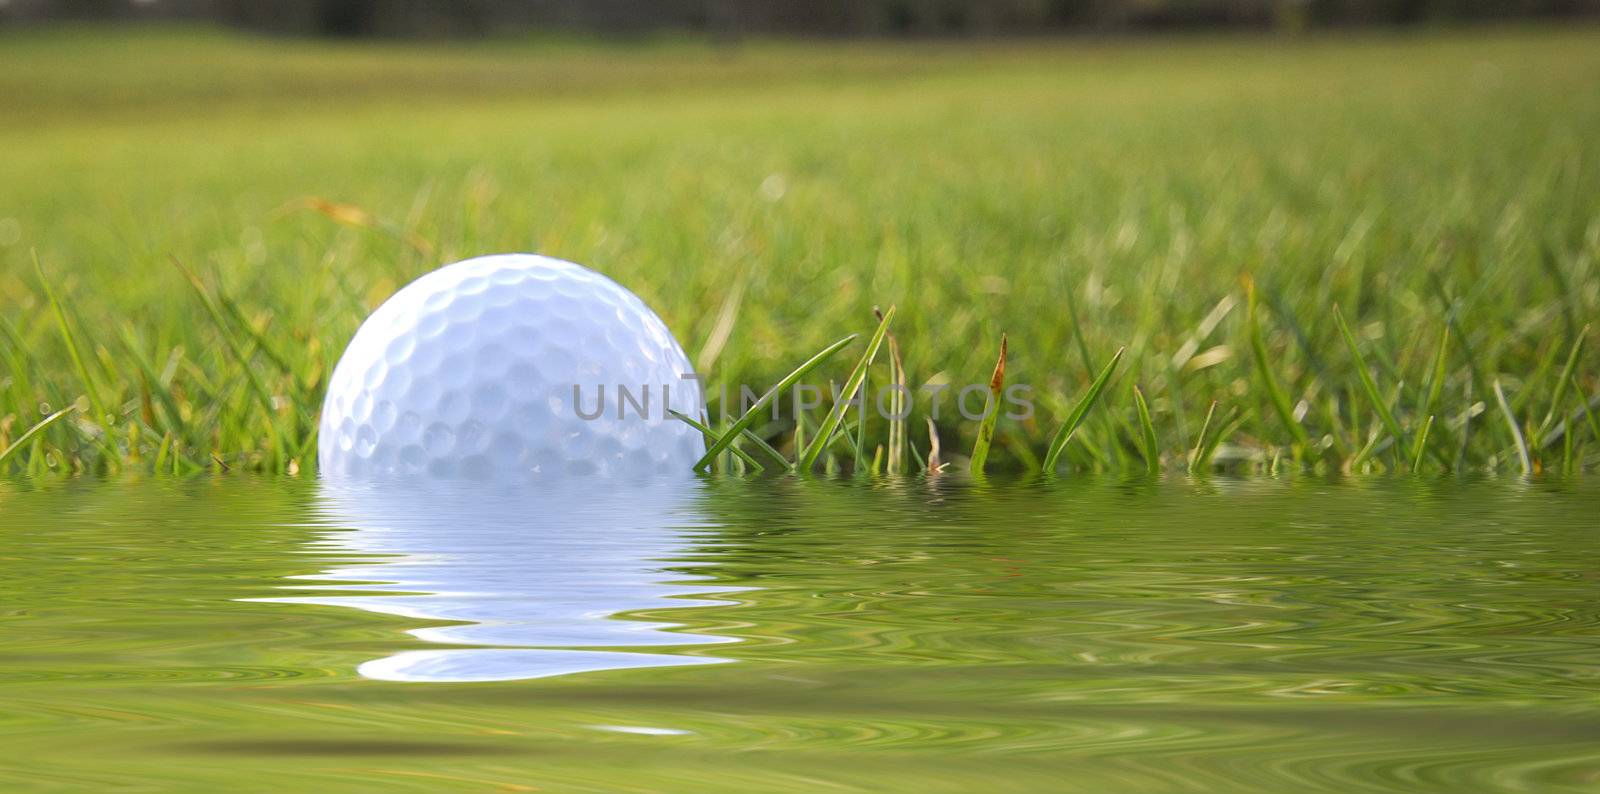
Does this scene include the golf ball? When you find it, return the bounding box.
[318,254,704,480]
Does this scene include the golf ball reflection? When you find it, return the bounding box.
[265,480,743,682]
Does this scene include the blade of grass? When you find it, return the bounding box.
[1427,270,1489,399]
[743,430,789,468]
[1421,325,1450,420]
[1188,400,1218,474]
[874,306,907,475]
[1417,325,1455,469]
[1411,415,1434,473]
[219,296,296,381]
[28,435,46,476]
[794,409,807,463]
[116,325,186,438]
[1350,427,1383,472]
[1334,305,1407,464]
[154,430,173,473]
[853,377,869,475]
[835,414,863,460]
[799,307,894,473]
[669,410,764,472]
[1493,379,1531,475]
[33,254,110,425]
[1245,277,1311,453]
[1133,385,1159,475]
[925,416,943,473]
[171,257,279,421]
[692,333,857,472]
[1536,324,1587,446]
[968,333,1006,475]
[815,382,863,465]
[1042,347,1124,473]
[177,258,299,471]
[0,407,76,470]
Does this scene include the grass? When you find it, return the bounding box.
[1,24,1599,477]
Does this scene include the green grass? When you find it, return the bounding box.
[2,24,1599,476]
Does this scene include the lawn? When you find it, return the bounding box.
[1,24,1597,475]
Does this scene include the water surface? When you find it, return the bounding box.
[1,477,1597,792]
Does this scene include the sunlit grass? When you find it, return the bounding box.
[1,25,1598,476]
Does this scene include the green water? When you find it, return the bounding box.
[2,478,1597,792]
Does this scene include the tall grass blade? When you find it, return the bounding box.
[968,334,1006,474]
[1411,415,1434,473]
[834,414,864,461]
[1422,326,1450,418]
[692,333,857,472]
[1493,379,1531,475]
[1415,325,1454,468]
[1041,347,1124,473]
[853,378,869,475]
[738,428,790,468]
[1426,270,1489,398]
[908,434,928,472]
[1349,425,1384,472]
[1536,325,1587,445]
[1334,305,1407,462]
[874,306,908,475]
[171,257,278,419]
[33,254,110,425]
[1133,385,1159,475]
[1245,277,1311,452]
[219,296,295,380]
[1188,400,1218,474]
[0,407,76,470]
[799,307,894,472]
[116,325,186,438]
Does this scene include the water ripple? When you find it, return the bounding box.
[256,480,750,682]
[3,477,1599,791]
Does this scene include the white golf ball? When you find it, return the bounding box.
[318,254,704,480]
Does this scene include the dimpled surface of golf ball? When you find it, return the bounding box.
[318,254,704,480]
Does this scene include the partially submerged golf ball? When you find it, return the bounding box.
[318,254,704,480]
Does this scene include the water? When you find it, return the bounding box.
[2,477,1597,792]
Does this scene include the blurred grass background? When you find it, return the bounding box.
[1,24,1598,475]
